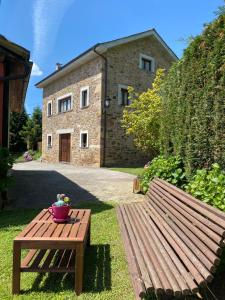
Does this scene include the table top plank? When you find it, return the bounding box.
[33,210,49,221]
[25,222,43,237]
[60,224,73,238]
[42,223,58,237]
[51,224,65,237]
[68,222,80,238]
[77,223,88,239]
[15,209,91,243]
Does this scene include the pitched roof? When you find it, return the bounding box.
[36,28,178,88]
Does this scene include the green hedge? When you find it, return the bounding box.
[140,155,225,211]
[160,14,225,175]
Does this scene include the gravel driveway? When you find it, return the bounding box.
[8,161,144,208]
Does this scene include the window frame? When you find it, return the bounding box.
[80,131,89,149]
[47,100,52,117]
[47,133,53,148]
[118,84,130,106]
[139,53,155,73]
[57,93,73,114]
[80,86,90,109]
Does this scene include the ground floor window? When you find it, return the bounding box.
[47,134,52,148]
[80,131,88,148]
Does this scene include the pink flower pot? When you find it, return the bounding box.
[48,205,70,220]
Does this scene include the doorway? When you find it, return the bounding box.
[59,134,71,163]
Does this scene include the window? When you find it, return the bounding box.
[80,131,88,148]
[80,86,89,108]
[118,84,131,106]
[57,94,72,113]
[47,134,52,148]
[47,101,52,116]
[139,54,155,73]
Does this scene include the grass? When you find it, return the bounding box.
[0,202,135,300]
[109,167,144,176]
[14,151,41,163]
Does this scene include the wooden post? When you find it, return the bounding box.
[12,241,21,294]
[75,243,84,295]
[0,62,4,146]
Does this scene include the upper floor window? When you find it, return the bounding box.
[57,94,72,113]
[47,100,52,117]
[47,134,52,148]
[80,86,89,108]
[80,131,88,148]
[118,84,131,106]
[139,54,155,73]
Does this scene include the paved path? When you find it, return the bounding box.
[9,161,144,208]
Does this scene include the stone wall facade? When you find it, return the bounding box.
[104,35,175,166]
[42,35,176,167]
[42,57,104,166]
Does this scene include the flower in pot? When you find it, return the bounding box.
[48,194,71,221]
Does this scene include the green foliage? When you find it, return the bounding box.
[140,155,186,193]
[160,14,225,175]
[20,107,42,150]
[9,110,28,153]
[186,163,225,211]
[0,147,14,192]
[121,69,165,154]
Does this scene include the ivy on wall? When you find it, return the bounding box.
[160,14,225,175]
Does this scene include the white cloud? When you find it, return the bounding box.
[31,63,43,76]
[32,0,74,63]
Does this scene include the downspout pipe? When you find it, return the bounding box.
[93,45,108,167]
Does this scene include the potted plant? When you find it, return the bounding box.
[48,194,71,222]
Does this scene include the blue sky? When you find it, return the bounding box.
[0,0,223,114]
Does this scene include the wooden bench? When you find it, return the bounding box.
[117,178,225,299]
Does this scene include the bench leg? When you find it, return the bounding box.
[75,243,84,295]
[12,241,21,294]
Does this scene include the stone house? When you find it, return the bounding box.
[36,29,177,167]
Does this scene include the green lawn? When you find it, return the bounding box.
[0,202,135,300]
[14,151,41,163]
[109,167,144,176]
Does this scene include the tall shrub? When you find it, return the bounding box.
[160,14,225,175]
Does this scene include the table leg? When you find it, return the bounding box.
[12,241,21,294]
[75,243,84,295]
[87,223,91,247]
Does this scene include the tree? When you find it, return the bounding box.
[121,68,165,154]
[20,107,42,150]
[9,110,28,153]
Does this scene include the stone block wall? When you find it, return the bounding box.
[104,35,176,166]
[42,57,103,166]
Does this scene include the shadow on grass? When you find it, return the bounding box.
[22,244,111,294]
[0,201,114,230]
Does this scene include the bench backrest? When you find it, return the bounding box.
[146,178,225,258]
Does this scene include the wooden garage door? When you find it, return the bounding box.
[59,134,71,163]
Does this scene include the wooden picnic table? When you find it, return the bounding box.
[12,208,91,295]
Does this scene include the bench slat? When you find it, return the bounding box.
[151,182,225,242]
[154,179,225,227]
[147,194,217,273]
[148,187,222,261]
[135,203,198,294]
[120,205,157,292]
[128,204,186,296]
[117,207,147,299]
[124,205,174,295]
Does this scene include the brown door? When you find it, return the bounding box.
[59,134,71,162]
